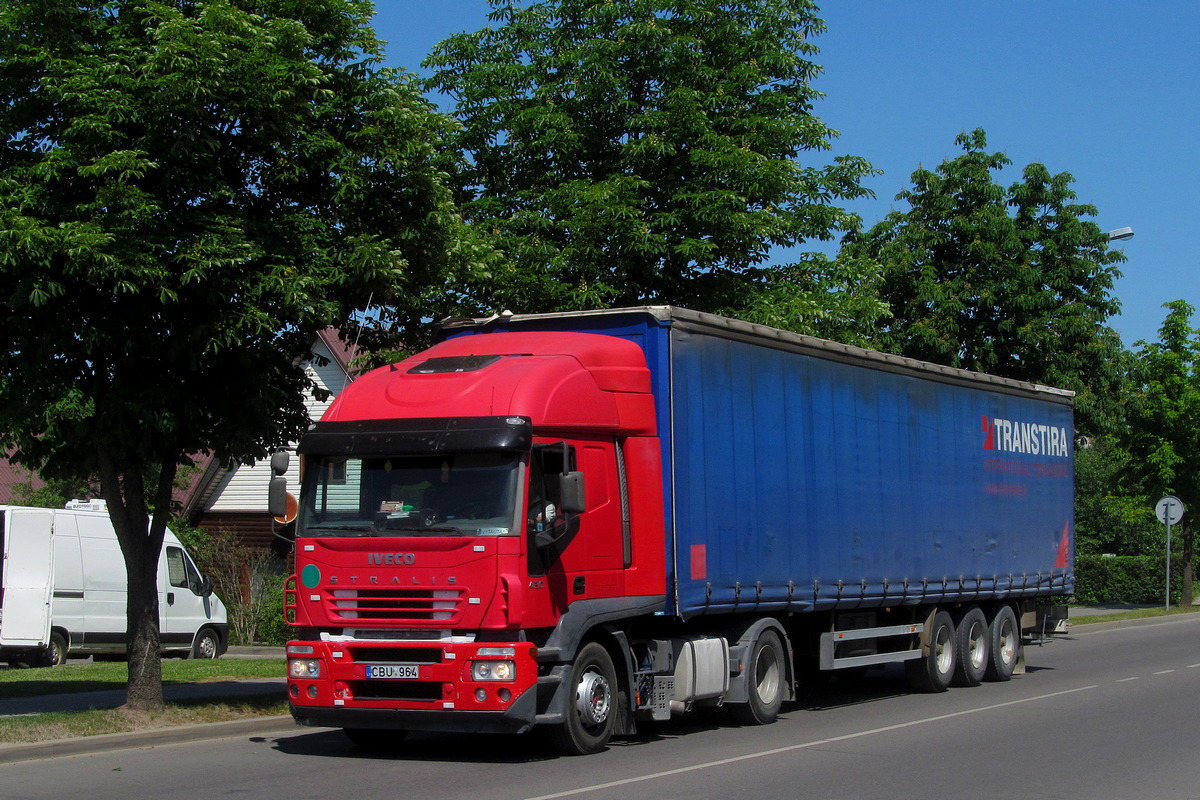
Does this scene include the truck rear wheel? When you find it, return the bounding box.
[985,605,1020,681]
[729,629,785,725]
[548,642,617,756]
[951,607,988,687]
[906,610,956,693]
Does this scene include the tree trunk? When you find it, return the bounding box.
[98,449,179,712]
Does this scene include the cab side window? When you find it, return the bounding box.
[166,546,202,594]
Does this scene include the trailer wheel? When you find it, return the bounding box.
[343,728,408,750]
[906,610,956,693]
[548,642,617,756]
[951,607,988,687]
[729,629,786,725]
[190,627,221,659]
[985,605,1020,682]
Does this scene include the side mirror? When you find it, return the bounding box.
[199,575,214,598]
[558,471,585,515]
[270,451,289,476]
[268,475,289,519]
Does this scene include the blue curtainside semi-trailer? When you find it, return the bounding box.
[280,306,1074,755]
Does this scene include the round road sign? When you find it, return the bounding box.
[1155,496,1185,526]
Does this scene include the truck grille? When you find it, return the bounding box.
[328,588,462,626]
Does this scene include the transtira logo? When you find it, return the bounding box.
[982,416,1070,458]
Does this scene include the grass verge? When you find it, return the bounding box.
[1070,605,1200,625]
[0,658,285,699]
[0,695,289,744]
[0,658,289,745]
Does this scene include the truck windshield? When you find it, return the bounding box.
[298,453,521,537]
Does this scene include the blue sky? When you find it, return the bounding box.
[372,1,1198,349]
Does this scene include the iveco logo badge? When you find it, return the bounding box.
[368,552,416,565]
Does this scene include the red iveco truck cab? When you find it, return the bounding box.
[274,307,1074,755]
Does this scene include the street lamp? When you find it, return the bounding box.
[1107,227,1135,241]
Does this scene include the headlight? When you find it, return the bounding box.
[290,659,322,679]
[471,660,515,682]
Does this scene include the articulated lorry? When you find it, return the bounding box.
[274,307,1073,754]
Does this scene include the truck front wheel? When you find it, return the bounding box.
[549,642,617,756]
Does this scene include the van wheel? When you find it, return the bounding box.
[191,628,220,659]
[46,631,68,667]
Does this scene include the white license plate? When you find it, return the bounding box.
[365,664,421,679]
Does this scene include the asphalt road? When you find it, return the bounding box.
[4,614,1199,800]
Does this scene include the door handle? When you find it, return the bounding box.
[167,592,175,606]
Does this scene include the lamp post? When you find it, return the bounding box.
[1107,227,1135,241]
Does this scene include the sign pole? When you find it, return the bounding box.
[1155,496,1186,611]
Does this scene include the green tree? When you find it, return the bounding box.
[841,129,1127,435]
[426,0,880,333]
[1124,301,1200,604]
[1073,436,1158,558]
[0,0,477,709]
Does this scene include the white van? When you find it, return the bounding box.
[0,501,228,667]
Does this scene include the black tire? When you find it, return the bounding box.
[46,631,68,667]
[985,605,1020,682]
[190,627,221,659]
[951,607,988,687]
[906,610,956,693]
[728,629,786,725]
[548,642,617,756]
[344,728,408,751]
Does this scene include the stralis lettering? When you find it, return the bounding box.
[982,416,1069,458]
[368,552,416,566]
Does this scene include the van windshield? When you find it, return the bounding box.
[298,453,521,537]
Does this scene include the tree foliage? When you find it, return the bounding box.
[0,0,477,707]
[840,129,1127,435]
[426,0,879,332]
[1123,301,1200,604]
[1073,436,1158,558]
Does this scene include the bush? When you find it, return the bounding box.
[172,522,290,646]
[1074,554,1183,605]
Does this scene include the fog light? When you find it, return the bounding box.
[498,688,512,703]
[475,688,487,702]
[290,684,299,698]
[307,685,319,699]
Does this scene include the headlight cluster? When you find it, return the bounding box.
[472,646,516,682]
[471,660,515,681]
[290,659,322,679]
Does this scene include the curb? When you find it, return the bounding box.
[0,714,300,765]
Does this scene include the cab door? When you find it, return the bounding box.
[159,543,210,651]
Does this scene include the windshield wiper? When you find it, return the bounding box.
[303,524,377,537]
[384,525,465,536]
